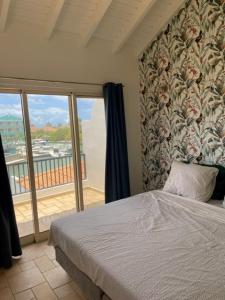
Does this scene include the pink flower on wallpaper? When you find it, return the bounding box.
[187,103,201,119]
[158,54,169,69]
[187,143,201,157]
[160,158,170,170]
[186,64,200,80]
[159,126,170,137]
[186,24,200,40]
[159,91,170,103]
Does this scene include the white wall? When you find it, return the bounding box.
[0,23,142,195]
[82,100,106,192]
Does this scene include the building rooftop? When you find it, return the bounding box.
[0,114,22,122]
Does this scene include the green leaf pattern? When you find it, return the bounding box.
[139,0,225,191]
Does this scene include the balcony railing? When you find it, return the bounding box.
[7,154,86,196]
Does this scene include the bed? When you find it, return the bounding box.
[49,190,225,300]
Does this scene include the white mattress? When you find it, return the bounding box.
[49,190,225,300]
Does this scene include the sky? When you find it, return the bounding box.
[0,93,95,127]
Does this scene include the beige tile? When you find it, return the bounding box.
[32,282,57,300]
[54,283,76,298]
[16,216,27,222]
[44,246,55,260]
[34,256,55,273]
[22,211,32,217]
[15,212,23,217]
[19,261,36,272]
[61,294,83,300]
[8,267,45,294]
[21,243,46,262]
[52,259,60,267]
[4,263,21,278]
[15,189,103,235]
[0,274,8,290]
[43,267,70,289]
[69,281,85,300]
[37,204,46,209]
[0,287,14,300]
[16,206,27,212]
[15,289,35,300]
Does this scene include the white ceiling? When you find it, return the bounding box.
[0,0,185,56]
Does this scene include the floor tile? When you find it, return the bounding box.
[4,263,21,278]
[43,267,70,289]
[44,246,55,260]
[69,281,85,300]
[52,259,60,267]
[0,274,8,290]
[15,189,104,235]
[32,282,57,300]
[15,289,35,300]
[54,283,76,298]
[19,261,36,272]
[34,255,55,273]
[0,287,14,300]
[8,267,45,294]
[61,294,83,300]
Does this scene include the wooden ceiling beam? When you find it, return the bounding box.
[82,0,112,47]
[112,0,157,53]
[45,0,65,39]
[0,0,11,31]
[136,0,186,56]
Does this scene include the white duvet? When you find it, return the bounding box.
[49,190,225,300]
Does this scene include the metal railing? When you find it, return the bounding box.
[6,154,86,196]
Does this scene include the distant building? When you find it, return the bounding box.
[0,115,24,148]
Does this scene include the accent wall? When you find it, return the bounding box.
[139,0,225,191]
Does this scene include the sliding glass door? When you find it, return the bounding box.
[27,94,79,233]
[0,91,106,241]
[0,93,33,237]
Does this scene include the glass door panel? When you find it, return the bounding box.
[76,98,106,209]
[0,93,33,237]
[27,94,78,232]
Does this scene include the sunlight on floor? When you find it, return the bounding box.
[14,188,104,237]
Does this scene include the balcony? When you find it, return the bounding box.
[7,155,104,237]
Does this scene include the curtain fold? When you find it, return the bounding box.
[0,134,22,268]
[103,82,130,203]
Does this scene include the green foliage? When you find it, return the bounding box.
[31,120,83,147]
[140,0,225,192]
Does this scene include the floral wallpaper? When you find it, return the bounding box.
[139,0,225,191]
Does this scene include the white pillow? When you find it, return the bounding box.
[163,161,219,202]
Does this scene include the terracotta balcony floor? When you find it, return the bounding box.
[14,188,104,237]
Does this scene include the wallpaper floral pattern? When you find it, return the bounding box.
[139,0,225,191]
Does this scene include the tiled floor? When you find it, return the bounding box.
[14,188,104,237]
[0,242,86,300]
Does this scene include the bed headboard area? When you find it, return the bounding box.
[139,0,225,191]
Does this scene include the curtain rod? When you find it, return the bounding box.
[0,76,105,87]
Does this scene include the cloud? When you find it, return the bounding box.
[28,94,68,103]
[28,98,45,105]
[0,103,23,118]
[0,95,96,126]
[29,106,69,127]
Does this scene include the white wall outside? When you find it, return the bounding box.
[81,99,106,192]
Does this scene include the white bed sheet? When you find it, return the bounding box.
[49,190,225,300]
